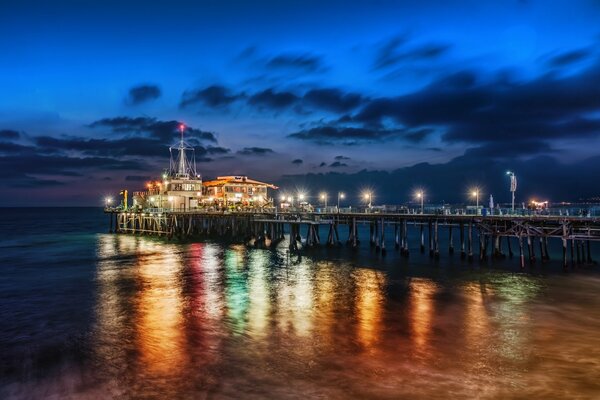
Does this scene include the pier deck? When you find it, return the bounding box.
[105,209,600,269]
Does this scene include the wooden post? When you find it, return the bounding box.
[434,220,440,259]
[420,223,425,253]
[394,223,400,250]
[428,220,434,257]
[460,222,466,259]
[381,218,386,256]
[448,225,454,254]
[467,221,473,262]
[519,235,525,269]
[403,220,409,257]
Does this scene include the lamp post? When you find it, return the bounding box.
[506,171,516,213]
[416,191,424,214]
[363,192,372,211]
[105,197,112,208]
[320,192,328,209]
[471,189,479,214]
[337,192,345,212]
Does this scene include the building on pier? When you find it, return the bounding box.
[131,124,277,210]
[202,176,278,207]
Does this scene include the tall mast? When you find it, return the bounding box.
[178,123,186,176]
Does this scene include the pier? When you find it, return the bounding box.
[105,209,600,270]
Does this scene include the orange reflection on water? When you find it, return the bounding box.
[463,282,492,347]
[135,241,187,377]
[354,268,385,351]
[277,261,314,336]
[409,278,437,357]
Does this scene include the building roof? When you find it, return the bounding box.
[203,175,278,189]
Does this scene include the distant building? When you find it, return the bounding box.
[202,176,278,207]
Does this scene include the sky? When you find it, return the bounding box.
[1,0,600,206]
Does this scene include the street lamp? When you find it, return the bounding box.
[363,191,372,210]
[105,197,112,208]
[337,192,345,211]
[320,192,328,209]
[471,189,480,213]
[506,171,517,213]
[416,191,424,214]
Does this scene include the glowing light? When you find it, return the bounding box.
[298,192,306,201]
[105,197,113,205]
[196,192,201,196]
[280,195,286,201]
[168,196,174,202]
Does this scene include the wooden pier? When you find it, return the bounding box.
[105,210,600,270]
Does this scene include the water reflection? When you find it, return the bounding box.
[409,278,437,358]
[354,268,385,351]
[87,235,600,398]
[134,240,186,378]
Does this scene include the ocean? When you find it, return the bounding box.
[1,207,599,399]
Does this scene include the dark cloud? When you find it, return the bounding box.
[374,35,451,69]
[289,125,409,144]
[126,84,161,105]
[35,136,167,157]
[0,141,35,154]
[237,147,275,156]
[0,129,20,139]
[303,88,365,113]
[292,158,303,164]
[547,48,591,67]
[278,153,600,203]
[319,162,327,167]
[89,116,217,143]
[266,53,323,72]
[334,155,350,160]
[180,85,243,109]
[353,61,600,146]
[248,89,299,110]
[125,175,152,181]
[35,135,229,160]
[329,161,348,168]
[0,154,146,181]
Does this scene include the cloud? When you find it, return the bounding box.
[329,161,348,168]
[547,48,591,67]
[319,162,327,167]
[125,175,152,181]
[237,147,275,155]
[277,153,600,203]
[374,35,451,69]
[0,129,20,139]
[126,84,161,105]
[334,155,350,160]
[303,88,365,113]
[292,158,303,164]
[180,85,243,109]
[288,125,428,144]
[0,154,147,182]
[248,89,299,110]
[353,60,600,147]
[265,53,324,72]
[89,116,217,143]
[0,141,35,154]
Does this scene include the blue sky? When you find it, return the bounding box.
[1,0,600,205]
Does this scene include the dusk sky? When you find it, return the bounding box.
[2,0,600,206]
